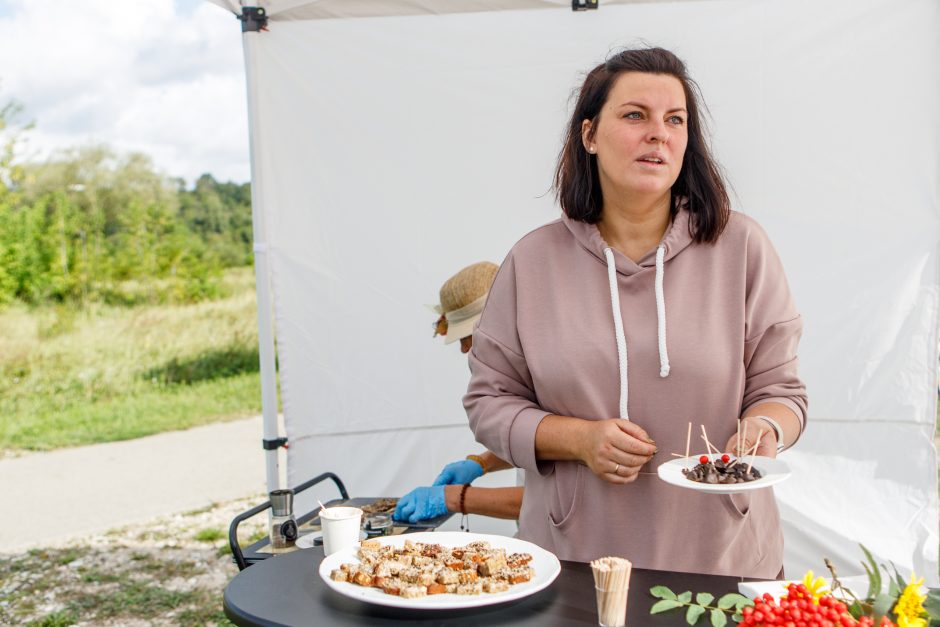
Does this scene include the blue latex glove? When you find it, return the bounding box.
[393,486,449,523]
[432,459,484,486]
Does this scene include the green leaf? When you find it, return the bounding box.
[736,599,754,611]
[872,592,894,620]
[860,544,882,598]
[686,604,706,624]
[710,607,728,627]
[717,593,749,610]
[651,599,683,614]
[650,586,678,600]
[890,563,905,594]
[859,544,881,599]
[848,601,865,619]
[731,613,743,623]
[923,589,940,619]
[888,576,899,598]
[678,591,693,604]
[696,592,715,606]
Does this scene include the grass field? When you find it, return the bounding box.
[0,268,268,452]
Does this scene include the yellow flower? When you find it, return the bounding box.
[894,575,927,627]
[801,570,830,604]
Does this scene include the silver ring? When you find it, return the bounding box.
[613,463,621,475]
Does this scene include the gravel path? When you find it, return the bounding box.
[0,493,267,626]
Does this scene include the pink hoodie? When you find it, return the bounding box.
[464,208,806,578]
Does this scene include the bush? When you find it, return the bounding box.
[0,142,251,308]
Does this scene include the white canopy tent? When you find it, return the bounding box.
[207,0,940,581]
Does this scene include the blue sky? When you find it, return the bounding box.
[0,0,249,184]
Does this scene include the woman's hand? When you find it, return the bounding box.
[432,460,484,486]
[577,419,657,484]
[393,486,448,523]
[722,417,778,459]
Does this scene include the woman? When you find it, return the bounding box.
[464,47,806,578]
[394,262,524,524]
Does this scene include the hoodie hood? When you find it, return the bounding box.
[560,202,696,418]
[560,204,695,276]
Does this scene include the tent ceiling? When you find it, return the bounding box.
[206,0,696,21]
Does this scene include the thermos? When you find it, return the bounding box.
[269,489,298,549]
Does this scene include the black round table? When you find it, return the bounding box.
[223,546,746,626]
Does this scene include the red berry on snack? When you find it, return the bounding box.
[721,454,731,463]
[699,455,709,464]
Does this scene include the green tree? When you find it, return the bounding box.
[178,174,253,267]
[0,93,251,308]
[0,95,32,201]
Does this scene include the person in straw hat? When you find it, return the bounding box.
[393,261,524,524]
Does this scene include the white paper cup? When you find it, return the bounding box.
[319,506,363,556]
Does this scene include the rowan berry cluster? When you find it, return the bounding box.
[738,583,897,627]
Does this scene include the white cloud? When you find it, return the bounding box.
[0,0,249,184]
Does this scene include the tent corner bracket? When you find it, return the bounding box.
[571,0,599,11]
[263,437,288,450]
[239,7,268,32]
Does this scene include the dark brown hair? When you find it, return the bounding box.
[554,47,730,244]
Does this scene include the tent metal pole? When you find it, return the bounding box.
[241,24,282,494]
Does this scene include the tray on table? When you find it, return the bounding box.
[229,472,455,569]
[241,497,452,563]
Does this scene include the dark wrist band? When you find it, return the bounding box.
[458,483,471,515]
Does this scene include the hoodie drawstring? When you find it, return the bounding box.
[654,244,670,377]
[603,245,671,421]
[603,248,630,420]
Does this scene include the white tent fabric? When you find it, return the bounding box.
[210,0,940,580]
[207,0,688,21]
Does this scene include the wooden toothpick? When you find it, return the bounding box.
[699,425,717,457]
[700,435,715,456]
[685,422,692,459]
[745,429,766,475]
[728,421,749,469]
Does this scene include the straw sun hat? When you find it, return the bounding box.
[433,261,499,344]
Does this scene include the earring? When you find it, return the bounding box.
[588,146,596,154]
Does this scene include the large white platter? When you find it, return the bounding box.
[738,575,869,601]
[318,531,561,610]
[657,454,791,494]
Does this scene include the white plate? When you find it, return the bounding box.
[657,454,791,494]
[318,531,561,610]
[738,575,869,601]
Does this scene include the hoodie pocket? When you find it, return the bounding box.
[718,492,766,574]
[547,463,584,531]
[721,492,751,519]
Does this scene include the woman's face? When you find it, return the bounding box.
[582,72,688,202]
